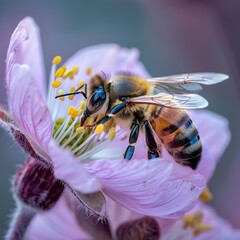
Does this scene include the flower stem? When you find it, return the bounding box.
[6,204,36,240]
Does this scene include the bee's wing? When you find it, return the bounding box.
[129,93,208,109]
[148,73,229,94]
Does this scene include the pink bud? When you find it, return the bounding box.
[14,157,64,210]
[116,217,160,240]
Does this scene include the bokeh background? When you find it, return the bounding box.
[0,0,240,237]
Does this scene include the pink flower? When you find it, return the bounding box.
[1,16,231,239]
[26,113,237,239]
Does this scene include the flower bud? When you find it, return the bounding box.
[116,216,160,240]
[13,157,64,210]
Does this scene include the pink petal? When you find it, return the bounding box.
[64,44,150,80]
[8,64,52,157]
[26,195,92,240]
[189,110,231,181]
[86,158,205,218]
[6,17,46,97]
[48,140,101,194]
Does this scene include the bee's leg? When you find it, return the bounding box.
[143,120,161,159]
[124,123,140,160]
[85,102,127,128]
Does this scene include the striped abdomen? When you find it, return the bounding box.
[150,107,202,170]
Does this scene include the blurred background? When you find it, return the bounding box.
[0,0,240,237]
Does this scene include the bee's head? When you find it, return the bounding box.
[83,73,108,120]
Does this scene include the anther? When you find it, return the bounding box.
[183,211,203,229]
[68,87,76,100]
[58,90,65,101]
[79,101,86,110]
[55,66,66,78]
[72,66,79,75]
[78,80,85,87]
[63,70,74,79]
[52,56,62,65]
[109,127,116,140]
[95,124,104,134]
[68,106,79,118]
[193,223,212,236]
[86,67,92,75]
[68,71,74,79]
[51,79,62,88]
[199,187,213,202]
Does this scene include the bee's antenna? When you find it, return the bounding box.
[55,84,87,99]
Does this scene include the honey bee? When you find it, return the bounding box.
[57,72,228,169]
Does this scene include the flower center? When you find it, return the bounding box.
[47,56,120,162]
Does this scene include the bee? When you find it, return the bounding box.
[56,72,228,169]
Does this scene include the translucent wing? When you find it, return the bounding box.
[129,93,208,109]
[148,73,229,94]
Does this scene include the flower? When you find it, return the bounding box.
[1,16,231,239]
[25,110,237,240]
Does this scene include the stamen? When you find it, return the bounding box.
[199,187,213,202]
[63,70,74,79]
[182,211,212,236]
[86,67,92,75]
[68,71,74,79]
[79,101,86,110]
[68,87,76,100]
[55,66,66,78]
[183,211,203,228]
[72,66,79,75]
[51,79,62,88]
[52,56,62,65]
[95,124,104,134]
[109,127,116,140]
[68,106,80,118]
[58,90,65,101]
[193,223,212,236]
[78,80,85,87]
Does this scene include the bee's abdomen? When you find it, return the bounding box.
[151,107,202,170]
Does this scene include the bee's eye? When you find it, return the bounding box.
[87,86,106,112]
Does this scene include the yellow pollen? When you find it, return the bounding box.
[55,66,67,78]
[63,70,74,79]
[193,223,212,236]
[78,108,84,116]
[95,124,104,134]
[68,87,76,100]
[199,187,213,203]
[68,71,74,79]
[51,79,62,88]
[183,211,203,229]
[52,56,62,65]
[86,67,92,75]
[58,90,65,101]
[78,80,85,87]
[72,66,79,75]
[76,126,85,133]
[79,101,86,110]
[68,106,79,118]
[109,127,116,140]
[85,116,95,126]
